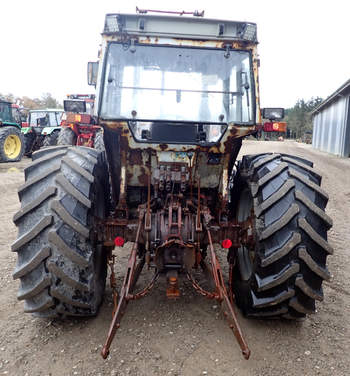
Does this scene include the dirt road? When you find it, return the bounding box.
[0,141,349,376]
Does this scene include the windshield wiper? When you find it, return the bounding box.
[118,85,241,96]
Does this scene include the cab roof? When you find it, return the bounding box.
[103,13,258,43]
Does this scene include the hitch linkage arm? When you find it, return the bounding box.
[101,209,145,359]
[207,229,251,360]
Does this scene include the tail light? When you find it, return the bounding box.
[221,239,232,249]
[114,236,125,247]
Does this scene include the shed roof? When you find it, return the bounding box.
[311,79,350,115]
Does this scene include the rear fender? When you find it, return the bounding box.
[21,126,33,134]
[1,121,21,130]
[41,127,60,135]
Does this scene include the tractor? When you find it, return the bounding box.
[57,94,104,150]
[261,108,287,141]
[12,10,333,360]
[0,100,24,162]
[22,109,64,155]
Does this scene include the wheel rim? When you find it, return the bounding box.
[236,187,255,281]
[4,134,21,159]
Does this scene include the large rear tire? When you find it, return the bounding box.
[0,126,24,162]
[12,146,109,317]
[42,130,59,147]
[23,132,36,156]
[94,129,105,152]
[231,153,333,319]
[57,127,76,146]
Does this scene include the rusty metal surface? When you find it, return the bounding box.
[97,198,253,250]
[206,229,250,359]
[101,120,256,151]
[101,191,252,360]
[101,208,146,359]
[100,119,256,193]
[166,270,180,298]
[107,253,118,317]
[186,228,250,359]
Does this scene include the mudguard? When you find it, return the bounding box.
[21,126,32,134]
[41,126,61,135]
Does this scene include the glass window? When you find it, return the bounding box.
[29,111,61,126]
[12,108,21,123]
[55,112,63,125]
[29,112,46,126]
[0,103,11,122]
[101,43,254,124]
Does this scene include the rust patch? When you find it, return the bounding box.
[128,150,143,165]
[126,171,133,183]
[223,126,256,153]
[102,120,128,130]
[135,37,256,51]
[119,134,129,151]
[159,144,168,151]
[138,166,149,186]
[207,146,221,154]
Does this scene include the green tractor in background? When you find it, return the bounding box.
[22,109,63,155]
[0,100,24,162]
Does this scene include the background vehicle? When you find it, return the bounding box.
[22,109,63,155]
[12,11,333,360]
[261,107,287,140]
[302,130,313,144]
[58,94,104,150]
[0,100,24,162]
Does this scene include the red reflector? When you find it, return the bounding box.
[114,236,125,247]
[222,239,232,249]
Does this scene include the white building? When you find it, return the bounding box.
[311,79,350,157]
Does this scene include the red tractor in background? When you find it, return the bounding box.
[57,94,104,150]
[261,108,287,141]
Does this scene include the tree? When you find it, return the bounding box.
[0,92,62,110]
[19,96,42,110]
[0,93,15,103]
[285,97,323,139]
[40,93,62,109]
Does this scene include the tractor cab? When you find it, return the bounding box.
[0,100,24,162]
[0,101,18,125]
[92,13,259,150]
[27,109,63,130]
[62,94,96,126]
[57,94,102,148]
[22,109,64,155]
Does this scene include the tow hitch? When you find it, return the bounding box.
[100,200,251,359]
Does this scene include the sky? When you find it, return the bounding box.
[1,0,349,108]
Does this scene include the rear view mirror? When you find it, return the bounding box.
[87,61,99,86]
[261,108,285,120]
[64,100,86,113]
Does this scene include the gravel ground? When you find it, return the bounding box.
[0,141,349,376]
